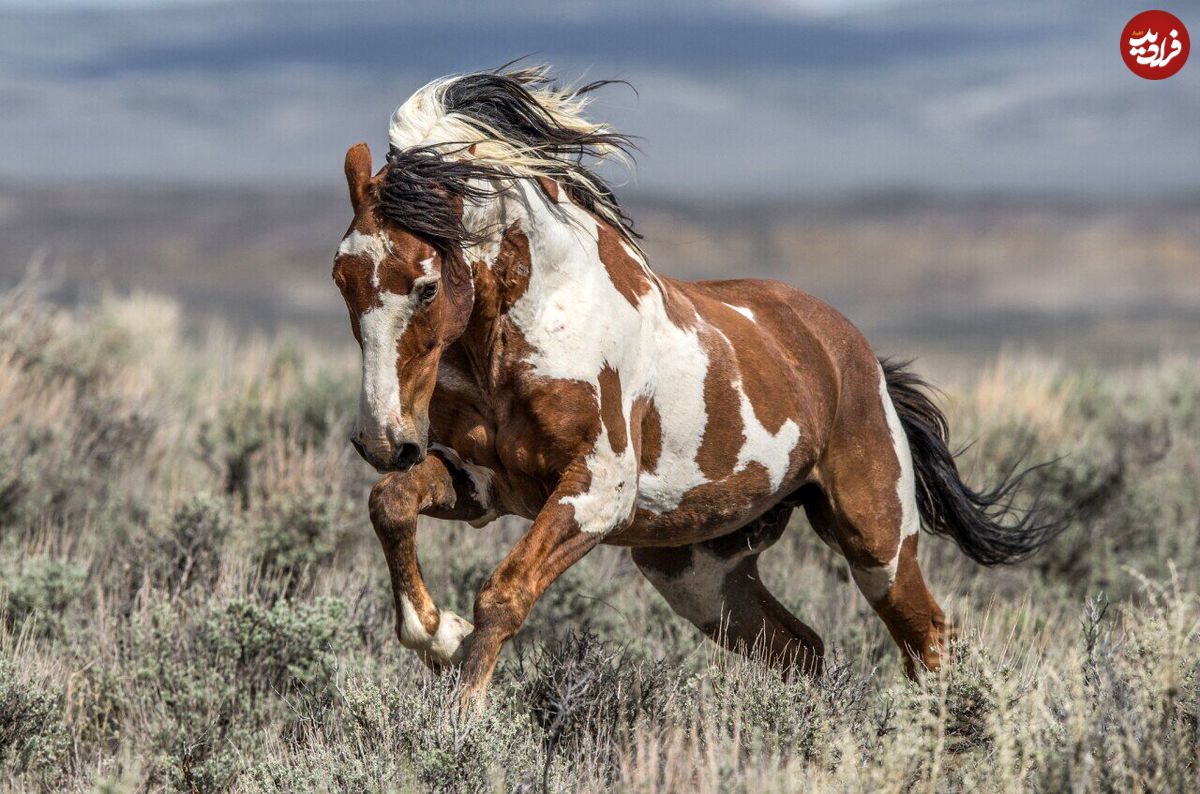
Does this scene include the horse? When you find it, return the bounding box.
[331,66,1058,699]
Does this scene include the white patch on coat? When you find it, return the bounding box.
[850,369,921,603]
[419,256,435,276]
[733,377,800,491]
[397,593,431,647]
[880,368,919,540]
[724,303,755,322]
[498,181,710,528]
[638,547,735,628]
[560,440,638,534]
[708,327,801,492]
[851,562,898,602]
[427,610,473,666]
[338,230,392,288]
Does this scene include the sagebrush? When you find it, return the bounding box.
[1,287,1198,792]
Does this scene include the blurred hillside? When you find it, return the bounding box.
[2,183,1197,368]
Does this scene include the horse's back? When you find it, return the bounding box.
[684,277,875,369]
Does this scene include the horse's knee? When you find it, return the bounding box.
[368,465,453,530]
[368,473,419,530]
[833,512,902,569]
[472,581,533,640]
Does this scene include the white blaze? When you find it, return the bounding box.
[357,291,418,444]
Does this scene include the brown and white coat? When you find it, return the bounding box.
[332,67,1057,698]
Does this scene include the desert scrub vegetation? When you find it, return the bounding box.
[0,285,1198,792]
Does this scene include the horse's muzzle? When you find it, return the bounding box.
[349,435,425,473]
[390,442,424,472]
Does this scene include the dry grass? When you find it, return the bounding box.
[0,286,1198,792]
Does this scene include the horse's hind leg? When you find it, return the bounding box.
[804,367,949,677]
[632,505,824,676]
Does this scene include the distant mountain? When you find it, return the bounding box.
[3,181,1197,366]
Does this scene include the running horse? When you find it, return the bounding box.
[332,66,1056,698]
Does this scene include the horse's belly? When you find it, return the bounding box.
[609,458,813,548]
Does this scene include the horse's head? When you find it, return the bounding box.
[333,142,474,472]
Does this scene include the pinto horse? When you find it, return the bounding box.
[332,67,1056,698]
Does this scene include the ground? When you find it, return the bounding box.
[1,287,1198,792]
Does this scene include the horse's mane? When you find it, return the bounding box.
[380,65,640,257]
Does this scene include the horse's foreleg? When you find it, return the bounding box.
[459,483,605,699]
[369,452,491,670]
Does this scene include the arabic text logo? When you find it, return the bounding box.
[1122,10,1189,79]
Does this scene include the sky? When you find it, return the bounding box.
[1,0,1198,197]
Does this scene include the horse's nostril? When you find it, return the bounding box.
[393,442,422,472]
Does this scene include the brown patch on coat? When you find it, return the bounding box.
[689,279,842,441]
[596,223,651,307]
[634,395,662,474]
[441,251,475,344]
[597,364,627,454]
[535,176,560,203]
[813,355,908,570]
[492,223,533,307]
[694,329,746,480]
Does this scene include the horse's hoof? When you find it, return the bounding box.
[425,609,473,669]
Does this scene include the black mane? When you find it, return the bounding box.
[377,67,640,257]
[378,146,497,257]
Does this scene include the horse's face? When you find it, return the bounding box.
[334,143,451,472]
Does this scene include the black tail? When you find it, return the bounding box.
[880,358,1065,566]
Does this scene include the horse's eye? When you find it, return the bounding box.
[417,281,439,305]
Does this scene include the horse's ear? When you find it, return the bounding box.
[344,142,372,212]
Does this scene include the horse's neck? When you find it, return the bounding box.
[500,178,644,300]
[451,180,642,389]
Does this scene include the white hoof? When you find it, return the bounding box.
[398,597,473,668]
[426,610,473,668]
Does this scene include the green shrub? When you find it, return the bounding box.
[1,557,86,638]
[199,390,270,508]
[508,629,680,784]
[283,369,356,446]
[197,597,350,700]
[341,673,542,793]
[0,661,69,785]
[255,491,346,589]
[148,495,235,595]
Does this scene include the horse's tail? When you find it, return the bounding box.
[880,358,1064,566]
